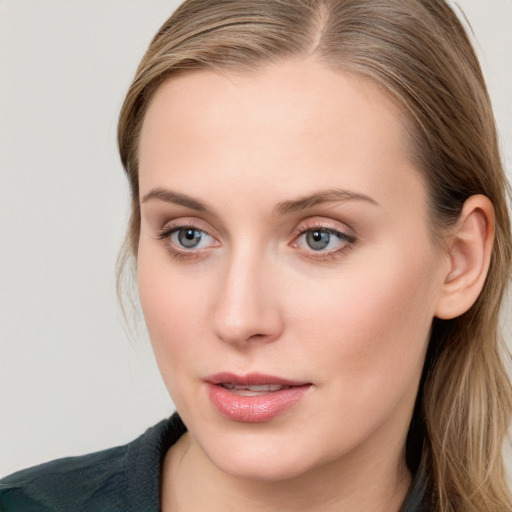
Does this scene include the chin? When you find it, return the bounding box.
[197,425,330,482]
[214,450,316,482]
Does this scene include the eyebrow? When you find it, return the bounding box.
[275,188,379,215]
[141,188,214,213]
[141,187,378,215]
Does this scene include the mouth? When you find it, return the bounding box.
[219,383,294,396]
[204,373,312,423]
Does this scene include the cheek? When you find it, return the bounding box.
[288,243,440,404]
[136,244,206,378]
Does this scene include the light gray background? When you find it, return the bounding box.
[1,0,511,477]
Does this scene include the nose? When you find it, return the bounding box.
[212,248,284,346]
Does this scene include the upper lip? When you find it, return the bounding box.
[205,372,311,387]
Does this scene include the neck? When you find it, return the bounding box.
[161,431,412,512]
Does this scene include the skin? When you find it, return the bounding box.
[136,58,453,511]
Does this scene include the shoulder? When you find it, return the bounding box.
[0,444,128,512]
[0,414,186,512]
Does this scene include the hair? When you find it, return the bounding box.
[117,1,512,510]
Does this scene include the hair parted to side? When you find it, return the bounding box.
[117,1,512,510]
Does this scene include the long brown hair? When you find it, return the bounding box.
[117,1,512,510]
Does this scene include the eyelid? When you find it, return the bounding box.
[155,218,221,258]
[292,218,356,240]
[290,218,357,259]
[157,216,220,238]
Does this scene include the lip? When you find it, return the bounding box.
[205,372,312,423]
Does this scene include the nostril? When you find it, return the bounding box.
[212,313,283,346]
[247,333,272,343]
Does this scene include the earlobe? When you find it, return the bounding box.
[435,195,495,320]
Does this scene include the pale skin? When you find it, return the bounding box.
[136,58,494,512]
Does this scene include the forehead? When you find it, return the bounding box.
[138,58,425,212]
[141,59,407,147]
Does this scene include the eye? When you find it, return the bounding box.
[304,230,336,251]
[157,222,219,258]
[173,228,208,249]
[291,223,356,259]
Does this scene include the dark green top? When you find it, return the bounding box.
[0,414,431,511]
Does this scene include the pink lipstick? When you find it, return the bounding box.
[205,373,312,423]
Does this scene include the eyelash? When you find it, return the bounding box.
[291,222,356,261]
[156,221,356,261]
[156,223,216,260]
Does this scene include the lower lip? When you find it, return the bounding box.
[206,383,311,423]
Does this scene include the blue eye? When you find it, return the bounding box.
[175,228,204,249]
[305,230,331,251]
[170,228,213,250]
[156,221,220,259]
[294,226,355,255]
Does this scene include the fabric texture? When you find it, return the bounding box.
[0,413,430,511]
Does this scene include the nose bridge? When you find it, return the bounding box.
[212,241,282,345]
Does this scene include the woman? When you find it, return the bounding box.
[1,0,511,511]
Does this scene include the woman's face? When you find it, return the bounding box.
[137,59,448,481]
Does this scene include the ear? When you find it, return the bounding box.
[435,195,495,320]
